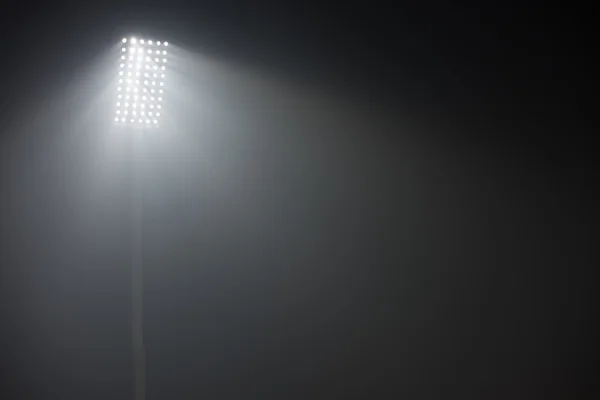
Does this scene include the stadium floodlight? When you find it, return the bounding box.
[115,36,169,128]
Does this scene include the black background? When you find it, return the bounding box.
[0,1,595,399]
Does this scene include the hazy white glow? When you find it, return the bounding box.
[122,38,127,43]
[164,42,168,46]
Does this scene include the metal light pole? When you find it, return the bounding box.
[116,36,169,400]
[132,130,145,400]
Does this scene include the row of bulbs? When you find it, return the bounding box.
[117,98,163,105]
[119,71,164,78]
[117,90,162,97]
[122,48,167,55]
[117,84,163,92]
[116,110,160,115]
[120,57,167,64]
[115,117,159,124]
[122,38,168,46]
[118,78,164,86]
[120,64,166,72]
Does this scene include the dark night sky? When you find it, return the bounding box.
[0,1,595,399]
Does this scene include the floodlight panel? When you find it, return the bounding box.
[115,37,169,128]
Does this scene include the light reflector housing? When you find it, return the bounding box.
[115,36,169,127]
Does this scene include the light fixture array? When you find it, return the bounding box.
[114,37,169,127]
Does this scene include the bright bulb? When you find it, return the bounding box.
[122,48,126,52]
[164,42,168,46]
[130,38,136,44]
[122,38,127,43]
[140,40,145,44]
